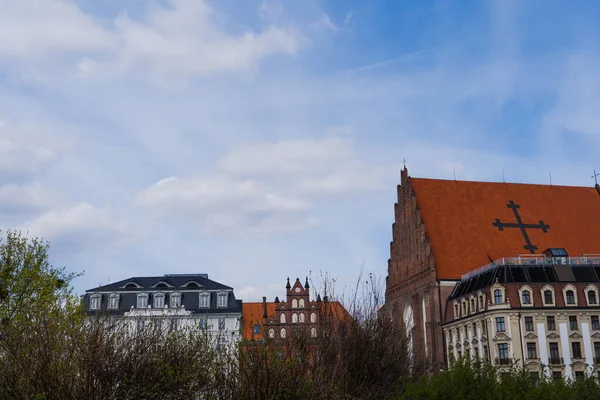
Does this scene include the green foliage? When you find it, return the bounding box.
[399,358,600,400]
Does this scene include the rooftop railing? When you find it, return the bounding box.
[461,254,600,281]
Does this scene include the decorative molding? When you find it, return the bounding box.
[493,332,511,342]
[547,332,560,340]
[524,333,538,340]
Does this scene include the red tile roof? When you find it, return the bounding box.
[410,178,600,280]
[242,302,275,340]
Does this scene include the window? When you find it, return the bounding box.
[470,298,475,312]
[498,343,509,363]
[494,289,503,304]
[268,328,275,338]
[109,295,119,310]
[552,371,562,381]
[592,316,600,330]
[90,295,101,310]
[299,298,305,308]
[218,318,225,331]
[170,318,178,331]
[454,304,459,317]
[170,293,181,308]
[473,322,477,334]
[253,324,260,335]
[544,290,553,305]
[549,342,560,363]
[524,316,534,331]
[527,342,537,359]
[572,342,582,359]
[292,299,298,309]
[566,290,575,305]
[474,347,479,359]
[522,290,531,305]
[280,313,286,324]
[137,294,148,309]
[462,301,467,315]
[481,320,486,334]
[199,317,207,329]
[218,293,227,308]
[496,317,505,332]
[594,342,600,358]
[589,291,598,305]
[479,295,484,309]
[311,312,317,323]
[547,316,556,331]
[299,313,305,323]
[311,327,317,337]
[483,345,488,359]
[280,328,286,338]
[575,371,584,379]
[292,313,298,323]
[569,316,578,330]
[154,294,165,309]
[199,293,210,308]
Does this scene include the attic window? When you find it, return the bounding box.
[183,281,202,288]
[123,282,141,289]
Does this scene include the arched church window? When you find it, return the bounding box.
[280,313,286,324]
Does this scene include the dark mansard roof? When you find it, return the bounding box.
[449,252,600,300]
[86,273,232,293]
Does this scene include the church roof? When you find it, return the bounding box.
[242,302,276,340]
[410,177,600,280]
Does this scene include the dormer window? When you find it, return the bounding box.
[453,302,459,318]
[566,290,575,305]
[170,293,181,308]
[90,295,101,310]
[182,281,202,288]
[586,285,599,305]
[478,294,484,309]
[199,293,210,308]
[123,282,142,289]
[462,300,467,315]
[137,293,148,308]
[217,293,228,308]
[154,293,165,309]
[522,291,531,305]
[494,289,503,304]
[109,294,119,310]
[541,285,555,306]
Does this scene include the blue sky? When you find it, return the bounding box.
[2,0,600,301]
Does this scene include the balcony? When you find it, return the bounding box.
[495,357,512,365]
[549,357,564,365]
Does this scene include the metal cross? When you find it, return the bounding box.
[492,200,550,254]
[593,170,599,185]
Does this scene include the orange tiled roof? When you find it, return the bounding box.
[410,178,600,280]
[241,301,350,340]
[242,302,276,340]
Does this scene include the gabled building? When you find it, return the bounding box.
[385,167,600,371]
[242,277,349,341]
[83,273,242,342]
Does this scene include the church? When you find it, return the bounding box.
[385,167,600,372]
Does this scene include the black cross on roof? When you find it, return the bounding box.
[492,200,550,254]
[593,170,599,185]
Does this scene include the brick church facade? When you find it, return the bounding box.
[385,167,600,371]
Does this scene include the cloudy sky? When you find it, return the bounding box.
[2,0,600,301]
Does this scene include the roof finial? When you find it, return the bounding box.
[286,277,291,290]
[593,170,599,186]
[403,158,406,169]
[304,276,310,289]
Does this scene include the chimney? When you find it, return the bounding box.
[262,296,268,319]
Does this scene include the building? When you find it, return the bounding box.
[242,277,349,341]
[385,167,600,371]
[445,249,600,380]
[83,273,243,343]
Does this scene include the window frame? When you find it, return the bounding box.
[524,316,534,332]
[217,292,228,308]
[547,315,556,331]
[137,293,148,309]
[108,294,119,310]
[199,292,210,308]
[569,315,578,331]
[518,285,533,307]
[154,292,165,309]
[170,292,181,308]
[90,294,101,310]
[494,289,503,304]
[592,315,600,330]
[585,285,599,306]
[527,342,537,359]
[572,341,583,359]
[541,285,555,306]
[496,316,506,333]
[563,284,578,306]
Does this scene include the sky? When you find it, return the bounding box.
[2,0,600,302]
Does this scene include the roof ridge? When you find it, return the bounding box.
[411,176,596,189]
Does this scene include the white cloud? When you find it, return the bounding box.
[20,203,133,251]
[0,0,302,83]
[0,117,63,181]
[135,136,389,235]
[0,183,60,214]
